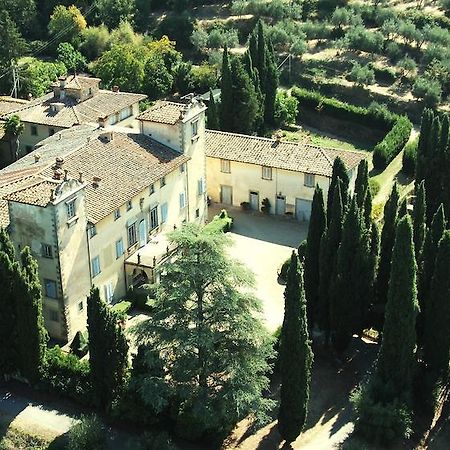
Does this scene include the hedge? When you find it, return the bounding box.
[291,87,397,131]
[205,209,233,233]
[373,116,413,169]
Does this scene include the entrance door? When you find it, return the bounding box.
[276,195,286,215]
[249,191,259,211]
[139,219,146,248]
[295,198,312,221]
[221,185,233,204]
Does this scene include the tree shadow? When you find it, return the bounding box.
[0,384,30,442]
[254,423,282,450]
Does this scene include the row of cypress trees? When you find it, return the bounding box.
[207,21,279,134]
[0,227,128,411]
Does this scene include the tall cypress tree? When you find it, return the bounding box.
[15,247,48,383]
[278,252,313,444]
[88,287,129,410]
[219,46,233,131]
[377,216,418,393]
[331,197,366,352]
[242,50,264,131]
[363,185,373,230]
[413,180,426,263]
[256,20,266,86]
[415,108,433,186]
[327,157,349,222]
[354,159,369,210]
[318,180,343,345]
[206,88,219,130]
[423,231,450,377]
[264,41,278,126]
[424,116,441,223]
[304,185,326,327]
[376,183,399,313]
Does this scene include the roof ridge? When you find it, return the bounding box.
[318,146,333,168]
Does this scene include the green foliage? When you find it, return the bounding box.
[206,89,219,130]
[20,59,67,98]
[67,414,106,450]
[278,252,313,443]
[95,0,135,30]
[412,77,442,107]
[88,287,129,411]
[369,179,380,198]
[80,25,111,60]
[274,91,299,127]
[156,13,194,50]
[205,209,234,233]
[190,63,218,92]
[402,139,418,177]
[373,116,412,170]
[57,42,86,73]
[261,197,271,214]
[413,181,426,267]
[69,330,89,358]
[111,300,132,318]
[127,431,177,450]
[220,47,233,131]
[278,257,291,283]
[143,55,173,100]
[348,63,375,87]
[48,4,86,46]
[42,346,92,405]
[134,224,274,439]
[344,26,384,54]
[327,157,349,219]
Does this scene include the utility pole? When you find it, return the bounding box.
[10,61,20,98]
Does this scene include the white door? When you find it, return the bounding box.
[249,191,259,210]
[221,185,233,204]
[296,198,312,221]
[276,195,286,215]
[139,219,146,248]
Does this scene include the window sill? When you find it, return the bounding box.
[262,178,272,181]
[191,135,200,142]
[67,216,78,227]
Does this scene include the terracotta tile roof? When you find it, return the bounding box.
[2,90,146,128]
[138,101,188,125]
[0,97,28,115]
[3,178,60,207]
[0,126,189,226]
[205,130,367,177]
[53,75,101,90]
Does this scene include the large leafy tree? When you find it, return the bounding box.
[304,185,326,327]
[88,287,129,411]
[48,4,87,46]
[134,224,273,438]
[143,54,173,100]
[278,252,313,444]
[423,230,450,377]
[95,0,135,30]
[3,116,24,163]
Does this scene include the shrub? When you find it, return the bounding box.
[348,63,375,87]
[278,257,291,283]
[205,209,233,233]
[42,346,91,405]
[274,91,299,127]
[402,139,418,177]
[69,331,89,358]
[111,300,132,319]
[261,198,271,214]
[67,414,106,450]
[132,284,157,310]
[373,116,412,169]
[412,77,442,107]
[372,66,396,85]
[369,179,380,198]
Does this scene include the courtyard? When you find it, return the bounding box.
[208,203,308,332]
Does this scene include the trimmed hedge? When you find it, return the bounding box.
[373,116,412,169]
[205,209,233,233]
[291,87,397,131]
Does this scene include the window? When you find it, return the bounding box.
[114,208,121,220]
[88,224,97,238]
[196,208,200,218]
[49,309,59,322]
[180,163,185,173]
[197,177,204,196]
[161,203,168,223]
[41,243,53,259]
[191,120,199,138]
[49,128,55,136]
[262,166,272,180]
[31,125,38,136]
[104,282,114,303]
[44,279,57,298]
[149,184,155,195]
[127,222,137,247]
[220,159,230,173]
[304,173,315,187]
[126,200,132,211]
[78,301,84,312]
[150,206,159,230]
[179,191,186,210]
[91,256,101,277]
[66,199,76,219]
[160,176,166,188]
[115,238,124,259]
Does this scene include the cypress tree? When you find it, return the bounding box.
[377,216,418,393]
[423,231,450,377]
[331,197,365,352]
[248,32,258,68]
[376,183,399,313]
[15,247,48,383]
[398,197,408,219]
[206,88,219,130]
[318,180,343,345]
[424,116,441,223]
[363,185,373,230]
[415,108,433,186]
[304,185,326,327]
[256,20,266,85]
[327,157,349,222]
[243,51,264,131]
[354,159,369,210]
[278,252,313,444]
[264,41,278,126]
[88,287,129,410]
[0,227,15,259]
[219,46,233,131]
[413,180,426,262]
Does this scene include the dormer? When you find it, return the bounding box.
[53,75,101,103]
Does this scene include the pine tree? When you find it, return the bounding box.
[376,183,399,314]
[318,180,343,345]
[206,88,219,130]
[15,247,48,383]
[88,287,129,410]
[219,46,233,131]
[377,216,418,392]
[327,157,349,222]
[331,197,366,352]
[413,180,426,262]
[278,252,313,444]
[304,185,326,327]
[423,231,450,377]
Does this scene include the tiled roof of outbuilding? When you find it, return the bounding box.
[205,130,367,177]
[138,101,188,125]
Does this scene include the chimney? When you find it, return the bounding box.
[55,157,64,169]
[92,176,101,188]
[59,76,66,89]
[98,116,107,128]
[112,85,120,93]
[53,168,64,180]
[64,169,68,181]
[34,153,41,163]
[79,172,83,183]
[99,130,114,143]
